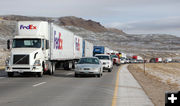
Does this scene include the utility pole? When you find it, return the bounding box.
[143,54,146,75]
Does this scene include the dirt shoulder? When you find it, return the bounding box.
[128,63,179,106]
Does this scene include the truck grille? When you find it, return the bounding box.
[84,68,90,70]
[13,55,29,65]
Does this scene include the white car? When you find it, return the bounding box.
[95,54,113,72]
[75,57,103,77]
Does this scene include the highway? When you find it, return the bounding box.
[0,66,119,106]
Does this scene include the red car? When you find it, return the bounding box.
[110,55,120,66]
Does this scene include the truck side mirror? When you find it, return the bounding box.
[7,39,10,49]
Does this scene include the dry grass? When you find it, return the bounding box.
[128,64,179,106]
[136,63,180,87]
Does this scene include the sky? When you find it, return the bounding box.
[0,0,180,36]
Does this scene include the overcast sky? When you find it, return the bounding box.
[0,0,180,36]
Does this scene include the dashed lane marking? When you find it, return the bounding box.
[33,82,46,87]
[66,72,74,75]
[0,77,5,79]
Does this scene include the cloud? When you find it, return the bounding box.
[107,16,180,36]
[0,0,180,36]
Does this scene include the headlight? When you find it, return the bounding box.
[76,67,83,70]
[5,58,10,66]
[34,60,41,66]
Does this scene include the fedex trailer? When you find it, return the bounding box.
[5,21,85,77]
[82,40,93,57]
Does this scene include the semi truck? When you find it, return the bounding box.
[132,55,143,60]
[5,21,93,77]
[93,46,110,56]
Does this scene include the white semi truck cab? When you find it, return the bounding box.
[6,21,55,77]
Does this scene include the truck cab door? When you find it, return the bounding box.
[42,39,49,60]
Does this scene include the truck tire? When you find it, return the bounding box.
[108,68,112,72]
[97,74,101,78]
[75,73,79,77]
[72,61,75,69]
[49,63,54,75]
[37,72,43,77]
[63,61,72,70]
[7,72,14,77]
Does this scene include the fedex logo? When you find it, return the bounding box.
[20,25,37,30]
[75,37,80,51]
[54,31,63,50]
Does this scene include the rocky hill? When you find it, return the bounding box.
[58,16,107,32]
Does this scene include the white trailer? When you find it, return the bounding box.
[105,47,110,54]
[74,35,83,59]
[83,40,93,57]
[50,24,75,60]
[5,21,85,77]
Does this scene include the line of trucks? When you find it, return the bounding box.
[5,21,119,77]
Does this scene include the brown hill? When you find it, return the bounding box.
[0,15,126,34]
[58,16,108,32]
[107,28,127,35]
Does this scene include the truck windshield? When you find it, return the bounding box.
[12,39,41,48]
[111,55,118,58]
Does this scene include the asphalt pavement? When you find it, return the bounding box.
[0,66,118,106]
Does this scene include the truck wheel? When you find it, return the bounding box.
[63,62,72,70]
[49,63,54,75]
[97,74,101,78]
[37,72,43,77]
[7,72,14,77]
[72,61,75,69]
[75,73,79,77]
[108,68,112,72]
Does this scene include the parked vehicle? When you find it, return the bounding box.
[5,21,93,77]
[95,54,113,72]
[110,55,120,65]
[74,57,103,77]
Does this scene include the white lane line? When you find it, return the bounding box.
[66,72,74,75]
[0,77,5,79]
[33,82,46,87]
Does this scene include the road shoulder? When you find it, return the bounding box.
[116,64,154,106]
